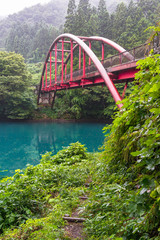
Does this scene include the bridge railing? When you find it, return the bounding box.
[48,41,153,87]
[103,41,152,68]
[57,42,152,84]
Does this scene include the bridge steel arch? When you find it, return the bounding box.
[38,34,134,108]
[61,36,134,81]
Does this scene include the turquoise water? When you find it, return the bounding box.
[0,121,106,178]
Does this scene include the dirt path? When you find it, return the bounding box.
[64,196,88,239]
[65,221,84,239]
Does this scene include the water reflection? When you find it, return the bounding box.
[0,121,106,177]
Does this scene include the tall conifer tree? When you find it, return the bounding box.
[75,0,92,36]
[98,0,110,38]
[64,0,77,33]
[111,3,128,44]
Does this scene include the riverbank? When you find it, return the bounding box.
[0,116,112,124]
[27,118,112,124]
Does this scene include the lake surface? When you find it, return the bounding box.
[0,121,106,178]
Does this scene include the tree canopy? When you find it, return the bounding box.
[0,52,36,119]
[5,23,59,63]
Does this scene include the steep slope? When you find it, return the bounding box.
[0,0,131,49]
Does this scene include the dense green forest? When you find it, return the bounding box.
[0,0,130,51]
[3,0,160,62]
[0,0,160,120]
[0,28,160,237]
[0,52,36,119]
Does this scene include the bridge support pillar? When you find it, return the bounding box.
[38,92,50,105]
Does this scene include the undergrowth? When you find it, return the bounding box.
[82,51,160,239]
[0,142,93,239]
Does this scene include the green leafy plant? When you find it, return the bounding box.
[0,142,90,238]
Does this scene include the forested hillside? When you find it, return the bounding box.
[3,0,159,63]
[0,0,65,51]
[64,0,159,49]
[0,0,131,50]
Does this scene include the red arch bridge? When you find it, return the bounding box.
[37,34,153,109]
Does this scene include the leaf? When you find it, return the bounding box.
[150,190,157,199]
[146,164,155,171]
[150,108,160,114]
[131,151,142,157]
[48,198,55,203]
[140,188,148,195]
[156,186,160,195]
[149,83,160,93]
[9,215,16,224]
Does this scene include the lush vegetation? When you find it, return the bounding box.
[0,142,92,239]
[33,0,160,120]
[0,1,159,238]
[84,44,160,239]
[6,23,59,63]
[64,0,159,50]
[0,0,130,49]
[48,84,132,120]
[0,52,36,119]
[0,1,160,238]
[0,0,66,50]
[0,41,160,239]
[2,0,159,63]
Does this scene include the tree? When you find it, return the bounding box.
[5,22,59,63]
[64,0,77,34]
[74,0,92,36]
[97,0,110,38]
[87,12,99,36]
[111,3,128,44]
[137,0,159,22]
[0,52,36,119]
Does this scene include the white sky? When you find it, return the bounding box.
[0,0,51,16]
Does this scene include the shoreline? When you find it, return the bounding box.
[0,118,112,124]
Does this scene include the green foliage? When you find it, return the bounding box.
[64,0,77,33]
[98,0,110,37]
[2,0,160,120]
[64,0,159,50]
[50,142,87,165]
[33,106,57,120]
[5,23,59,63]
[27,62,43,85]
[0,0,159,54]
[0,142,90,237]
[0,51,36,119]
[59,0,160,121]
[52,86,114,120]
[0,0,66,49]
[50,82,133,120]
[88,52,160,239]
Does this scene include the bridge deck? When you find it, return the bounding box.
[41,60,138,92]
